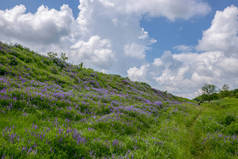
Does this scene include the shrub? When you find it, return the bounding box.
[47,52,58,59]
[60,52,68,62]
[225,122,238,135]
[202,84,217,95]
[222,115,236,126]
[50,67,58,74]
[9,56,18,66]
[0,65,7,75]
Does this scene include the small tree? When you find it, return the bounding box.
[79,62,83,69]
[220,84,230,98]
[60,52,68,62]
[222,84,229,91]
[202,84,216,95]
[47,52,58,59]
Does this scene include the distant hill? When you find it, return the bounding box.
[0,42,237,159]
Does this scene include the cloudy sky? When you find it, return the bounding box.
[1,0,238,98]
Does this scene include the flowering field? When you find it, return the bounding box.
[0,42,237,158]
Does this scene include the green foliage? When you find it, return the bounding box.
[77,62,84,70]
[60,52,68,62]
[202,84,217,95]
[0,65,7,75]
[222,84,230,91]
[9,56,18,66]
[47,52,58,59]
[226,122,238,135]
[222,115,236,126]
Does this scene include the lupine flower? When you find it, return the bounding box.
[22,146,27,152]
[59,128,63,134]
[112,139,119,146]
[154,101,162,106]
[28,147,32,153]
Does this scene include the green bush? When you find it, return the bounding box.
[9,56,18,66]
[0,65,7,75]
[225,122,238,135]
[222,115,236,126]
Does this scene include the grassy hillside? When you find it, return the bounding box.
[0,42,237,159]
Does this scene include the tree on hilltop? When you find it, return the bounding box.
[221,84,229,91]
[202,84,217,95]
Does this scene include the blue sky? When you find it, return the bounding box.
[1,0,238,98]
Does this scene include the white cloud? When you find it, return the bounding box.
[127,64,149,82]
[124,43,147,59]
[98,0,210,20]
[0,4,75,51]
[153,58,163,66]
[74,0,156,73]
[174,45,193,52]
[197,5,238,57]
[70,35,115,69]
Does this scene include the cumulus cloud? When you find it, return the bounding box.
[70,35,115,69]
[127,64,149,82]
[124,43,147,59]
[0,4,75,52]
[197,5,238,57]
[128,5,238,98]
[75,0,155,73]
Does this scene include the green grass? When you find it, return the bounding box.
[0,42,237,158]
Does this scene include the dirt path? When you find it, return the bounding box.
[190,109,202,128]
[188,107,203,159]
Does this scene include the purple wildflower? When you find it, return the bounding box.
[28,147,32,153]
[154,101,162,106]
[112,139,119,146]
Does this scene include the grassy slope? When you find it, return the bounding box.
[0,42,237,159]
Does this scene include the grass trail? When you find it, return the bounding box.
[189,107,203,159]
[188,99,238,159]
